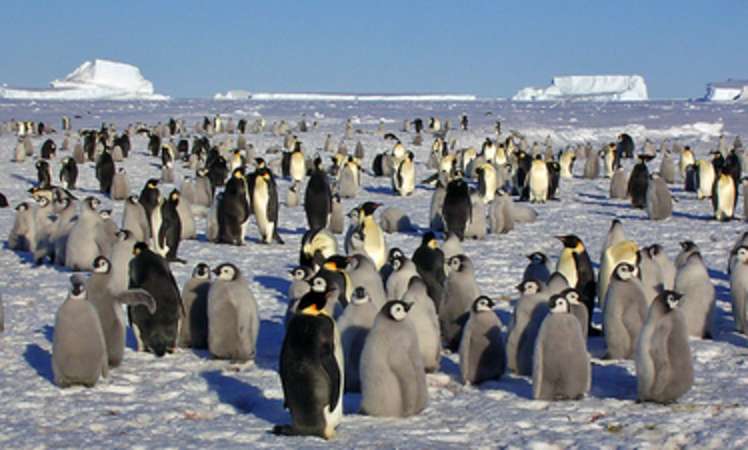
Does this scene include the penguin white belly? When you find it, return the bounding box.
[290,157,305,182]
[150,206,167,256]
[402,162,415,195]
[557,250,578,287]
[697,165,715,199]
[604,152,615,177]
[253,182,273,242]
[482,172,496,203]
[529,167,549,203]
[362,219,386,270]
[717,178,735,220]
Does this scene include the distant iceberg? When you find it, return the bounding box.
[0,59,168,100]
[702,79,748,102]
[214,90,477,102]
[513,75,648,102]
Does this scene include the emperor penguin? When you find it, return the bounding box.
[111,167,130,201]
[7,202,36,254]
[602,262,647,359]
[128,243,183,357]
[598,236,639,311]
[660,149,676,183]
[558,149,576,179]
[176,189,196,240]
[154,189,182,261]
[645,173,673,220]
[729,245,748,334]
[429,179,447,231]
[464,190,487,240]
[337,286,379,392]
[675,240,700,269]
[275,287,343,439]
[86,256,157,367]
[459,296,506,385]
[696,159,716,199]
[476,163,497,204]
[122,196,150,243]
[379,206,413,233]
[208,263,259,361]
[329,193,345,234]
[50,198,78,266]
[305,157,333,230]
[393,151,416,196]
[338,156,360,198]
[526,155,550,203]
[95,148,115,195]
[359,300,428,417]
[286,180,301,208]
[442,173,471,240]
[400,275,441,373]
[250,167,284,244]
[178,263,212,349]
[650,244,676,290]
[523,252,552,283]
[674,252,716,338]
[356,201,387,270]
[52,277,109,388]
[560,288,590,339]
[385,251,420,301]
[712,167,737,221]
[532,294,590,401]
[603,143,617,178]
[65,197,109,272]
[635,291,693,404]
[441,254,481,351]
[299,227,338,270]
[609,167,628,199]
[556,235,596,331]
[679,146,695,180]
[218,169,250,245]
[489,189,515,234]
[14,138,26,162]
[139,179,161,234]
[412,232,447,311]
[627,154,654,208]
[59,157,78,190]
[583,146,600,179]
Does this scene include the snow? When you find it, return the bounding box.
[513,75,649,102]
[215,91,477,102]
[703,80,748,102]
[0,99,747,448]
[0,60,168,101]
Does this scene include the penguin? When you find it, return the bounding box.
[459,296,506,385]
[412,232,446,311]
[156,189,183,261]
[338,156,360,199]
[121,196,150,243]
[355,202,387,270]
[696,159,716,199]
[59,157,78,190]
[176,189,196,240]
[712,167,737,221]
[488,189,515,235]
[442,173,471,240]
[65,197,110,271]
[526,156,550,203]
[627,154,654,208]
[684,164,698,192]
[14,138,26,162]
[86,256,157,367]
[429,179,447,231]
[674,252,716,338]
[305,157,333,230]
[401,276,441,372]
[359,300,428,417]
[729,245,748,334]
[193,169,213,212]
[635,291,693,404]
[337,286,379,392]
[558,149,576,179]
[603,143,617,178]
[329,193,345,234]
[275,287,343,439]
[598,239,638,311]
[523,252,551,283]
[249,167,283,244]
[650,244,676,290]
[207,263,259,361]
[602,262,647,359]
[8,202,36,253]
[476,163,497,204]
[128,242,183,357]
[345,254,387,307]
[95,148,115,195]
[583,147,600,179]
[111,167,129,201]
[393,151,416,196]
[139,179,161,235]
[385,250,419,301]
[379,207,413,234]
[218,169,250,245]
[679,146,696,179]
[299,227,338,270]
[660,150,676,184]
[354,140,365,160]
[555,235,596,331]
[441,254,481,351]
[285,265,313,322]
[675,241,700,269]
[532,294,590,401]
[645,173,673,220]
[52,277,109,388]
[637,246,664,305]
[616,133,634,159]
[609,167,628,199]
[289,142,306,183]
[36,160,52,189]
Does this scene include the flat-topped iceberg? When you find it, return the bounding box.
[702,79,748,102]
[214,91,477,101]
[513,75,648,102]
[0,59,168,100]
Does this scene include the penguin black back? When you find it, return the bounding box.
[412,232,446,311]
[96,149,115,195]
[304,157,332,230]
[442,176,471,240]
[627,154,653,208]
[160,189,183,261]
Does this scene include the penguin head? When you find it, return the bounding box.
[421,232,439,250]
[388,247,404,264]
[556,235,584,251]
[298,290,332,316]
[614,262,638,281]
[360,201,381,217]
[35,196,50,208]
[527,252,547,265]
[310,275,328,293]
[472,296,495,313]
[548,295,570,314]
[168,189,180,203]
[132,241,149,256]
[127,195,139,204]
[69,278,86,300]
[352,286,369,305]
[448,255,466,273]
[99,209,112,220]
[213,263,240,281]
[736,246,748,264]
[383,300,412,322]
[323,255,349,272]
[347,207,360,221]
[290,266,310,281]
[93,256,111,274]
[231,168,245,180]
[679,241,698,252]
[85,196,100,210]
[116,229,132,242]
[561,288,581,305]
[517,279,541,295]
[146,178,160,190]
[658,290,683,311]
[193,263,211,279]
[647,244,664,258]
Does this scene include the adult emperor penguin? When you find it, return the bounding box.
[95,148,115,195]
[393,151,416,196]
[602,262,647,359]
[86,256,157,367]
[532,294,590,401]
[442,254,481,351]
[111,167,129,201]
[355,201,387,270]
[712,167,737,221]
[208,263,259,361]
[289,142,306,183]
[360,300,428,417]
[645,173,673,220]
[275,287,343,439]
[679,145,695,180]
[218,169,250,245]
[52,277,108,387]
[139,179,161,234]
[627,154,654,208]
[526,155,550,203]
[635,291,693,404]
[674,252,716,338]
[337,286,379,392]
[250,167,284,244]
[442,172,471,240]
[59,157,78,190]
[696,159,716,199]
[299,227,338,270]
[558,149,576,178]
[730,246,748,334]
[36,160,52,189]
[305,157,333,230]
[155,189,182,261]
[476,163,497,204]
[459,296,506,385]
[128,242,183,357]
[556,235,596,331]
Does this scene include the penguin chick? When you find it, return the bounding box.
[459,296,506,385]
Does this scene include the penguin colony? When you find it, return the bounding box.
[1,112,747,442]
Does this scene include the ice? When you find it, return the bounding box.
[513,75,648,102]
[703,80,748,102]
[215,91,477,102]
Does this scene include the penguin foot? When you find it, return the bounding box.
[272,424,296,436]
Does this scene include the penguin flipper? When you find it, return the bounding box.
[116,289,157,314]
[319,318,341,412]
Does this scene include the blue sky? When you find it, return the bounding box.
[1,1,746,99]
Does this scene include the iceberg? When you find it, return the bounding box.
[0,59,168,100]
[214,91,477,102]
[702,79,748,102]
[513,75,648,102]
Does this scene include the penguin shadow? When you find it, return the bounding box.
[363,185,394,195]
[589,362,637,401]
[439,355,461,380]
[496,374,533,399]
[125,326,138,351]
[276,226,306,236]
[38,324,54,343]
[254,318,285,372]
[200,370,286,423]
[343,393,362,415]
[670,211,713,221]
[23,343,54,385]
[576,192,607,201]
[10,173,37,186]
[707,268,729,283]
[591,210,644,221]
[253,275,291,305]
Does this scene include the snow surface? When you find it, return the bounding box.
[703,80,748,102]
[513,75,648,102]
[0,60,168,101]
[1,99,748,448]
[215,91,477,102]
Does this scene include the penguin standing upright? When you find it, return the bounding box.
[526,156,550,203]
[645,173,673,220]
[96,148,115,195]
[660,150,676,183]
[441,254,481,351]
[730,246,748,334]
[218,169,250,246]
[59,157,78,190]
[393,151,416,196]
[178,263,212,349]
[337,287,379,392]
[459,296,506,385]
[111,167,129,201]
[355,202,387,270]
[275,288,343,439]
[208,263,259,361]
[603,263,647,359]
[674,253,716,338]
[249,167,283,244]
[122,196,150,243]
[401,277,441,372]
[556,235,596,333]
[412,232,446,311]
[305,157,332,230]
[627,154,654,208]
[713,167,737,221]
[289,142,306,183]
[156,189,182,261]
[696,159,716,199]
[139,179,161,234]
[442,173,471,240]
[679,146,695,179]
[36,160,52,188]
